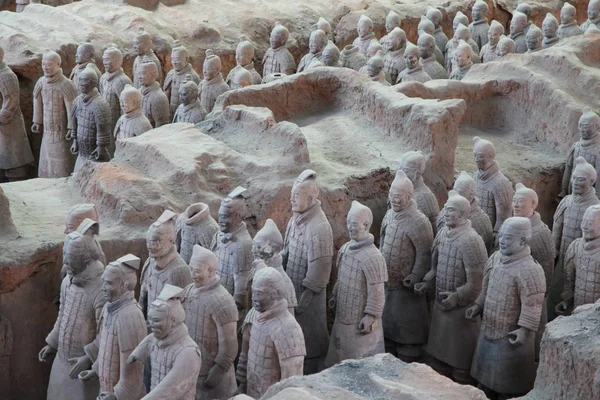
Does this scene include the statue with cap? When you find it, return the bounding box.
[581,0,600,31]
[558,2,583,39]
[132,27,163,89]
[380,11,402,51]
[139,210,193,319]
[526,24,543,53]
[199,50,230,114]
[263,24,296,77]
[128,284,201,400]
[446,23,480,74]
[397,42,432,84]
[380,170,433,362]
[70,42,102,94]
[316,17,333,42]
[417,16,445,65]
[164,40,200,119]
[114,84,152,140]
[229,68,254,89]
[561,108,600,198]
[308,43,342,68]
[39,221,107,400]
[383,27,408,84]
[182,245,239,400]
[226,39,262,87]
[32,50,78,178]
[365,51,390,85]
[298,29,328,73]
[449,40,474,81]
[78,254,147,400]
[0,45,34,182]
[68,64,112,173]
[510,11,529,53]
[436,171,493,253]
[353,15,379,56]
[426,8,448,57]
[470,0,490,49]
[210,186,253,310]
[172,75,207,124]
[175,202,219,264]
[282,169,333,374]
[480,20,504,63]
[496,35,516,57]
[542,13,560,48]
[418,33,448,80]
[236,267,306,398]
[139,56,170,128]
[416,191,487,384]
[325,201,387,366]
[516,3,533,34]
[340,44,367,71]
[468,217,545,398]
[550,156,600,320]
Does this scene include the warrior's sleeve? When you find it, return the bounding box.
[561,239,579,302]
[422,229,443,284]
[163,70,173,100]
[61,80,78,130]
[553,196,569,253]
[212,294,239,371]
[561,145,576,196]
[70,97,80,139]
[174,213,185,252]
[493,177,514,232]
[456,233,487,306]
[114,307,147,400]
[517,264,546,332]
[113,116,122,139]
[332,243,348,299]
[236,321,251,385]
[0,71,20,123]
[151,93,170,128]
[281,51,297,75]
[84,288,108,361]
[408,214,434,280]
[138,260,151,316]
[435,209,445,239]
[142,347,200,400]
[534,224,556,289]
[172,105,181,123]
[274,322,306,379]
[379,212,388,247]
[233,239,254,307]
[33,79,44,125]
[302,220,334,294]
[95,98,112,148]
[363,254,388,318]
[475,253,495,309]
[46,277,68,349]
[281,219,293,270]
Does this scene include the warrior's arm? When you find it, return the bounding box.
[410,221,434,280]
[152,95,170,128]
[280,356,304,380]
[214,321,238,372]
[494,182,514,232]
[475,256,493,309]
[236,323,251,385]
[142,347,200,400]
[0,74,19,123]
[560,147,576,196]
[46,278,67,348]
[561,241,578,303]
[456,236,486,306]
[517,271,546,332]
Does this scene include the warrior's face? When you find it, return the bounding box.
[102,267,126,302]
[252,281,277,312]
[120,94,138,114]
[496,42,511,57]
[347,213,369,242]
[171,50,186,71]
[357,20,372,38]
[252,236,274,261]
[218,205,240,233]
[488,29,502,46]
[270,31,285,49]
[589,2,600,20]
[510,18,526,36]
[103,52,120,74]
[388,186,412,212]
[76,46,91,64]
[42,56,60,77]
[134,36,151,56]
[400,161,420,182]
[139,66,157,86]
[543,21,558,38]
[190,258,214,288]
[561,8,575,25]
[579,119,597,140]
[179,85,196,106]
[203,60,219,81]
[513,194,535,218]
[498,229,526,256]
[473,149,494,171]
[63,247,87,276]
[472,6,485,22]
[453,49,470,68]
[146,226,173,259]
[291,183,314,213]
[65,216,85,235]
[572,174,594,195]
[79,75,96,95]
[582,210,600,241]
[444,203,466,228]
[236,46,253,66]
[148,307,170,339]
[405,52,419,69]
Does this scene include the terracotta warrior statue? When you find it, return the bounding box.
[236,267,306,398]
[397,43,431,84]
[542,13,560,48]
[496,35,516,57]
[70,42,102,93]
[473,136,514,242]
[133,27,162,88]
[380,10,402,51]
[581,0,600,31]
[365,51,390,85]
[340,44,367,71]
[172,75,207,124]
[210,187,253,310]
[417,16,445,65]
[32,50,78,178]
[469,217,545,398]
[561,108,600,198]
[175,202,219,264]
[263,24,296,77]
[469,0,490,49]
[383,27,408,84]
[69,64,112,173]
[448,12,481,61]
[114,84,152,140]
[480,20,504,63]
[557,204,600,315]
[164,41,200,119]
[0,45,34,182]
[229,69,254,89]
[353,15,379,56]
[516,3,533,34]
[526,24,543,53]
[446,24,480,74]
[416,191,487,384]
[39,225,106,400]
[380,170,433,361]
[308,43,342,68]
[283,169,333,374]
[426,8,448,57]
[139,210,193,319]
[128,285,201,399]
[316,17,333,42]
[298,29,328,73]
[182,245,239,400]
[79,254,147,400]
[510,11,529,54]
[436,171,494,253]
[226,39,262,86]
[199,50,230,114]
[140,57,170,128]
[325,201,387,366]
[558,2,584,39]
[399,151,439,233]
[449,40,474,81]
[418,33,448,80]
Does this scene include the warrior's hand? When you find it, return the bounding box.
[78,369,97,382]
[358,314,376,334]
[70,140,78,155]
[38,344,56,362]
[65,128,74,141]
[204,364,225,388]
[97,392,117,400]
[555,300,572,316]
[296,289,314,315]
[92,146,110,162]
[234,383,247,395]
[414,281,430,294]
[126,354,138,364]
[440,291,459,308]
[402,274,418,290]
[465,304,482,320]
[31,123,42,134]
[68,355,92,379]
[328,296,336,310]
[508,327,530,347]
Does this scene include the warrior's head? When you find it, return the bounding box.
[252,267,285,312]
[103,44,123,74]
[443,190,470,229]
[513,183,538,218]
[473,136,496,171]
[148,284,186,339]
[291,170,319,213]
[499,216,531,256]
[102,254,140,302]
[389,170,413,212]
[347,201,372,242]
[252,219,283,262]
[189,245,218,288]
[146,210,177,260]
[218,186,248,234]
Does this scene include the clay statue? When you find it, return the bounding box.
[114,84,152,140]
[353,15,379,56]
[298,30,328,73]
[172,76,207,124]
[362,41,385,61]
[65,203,99,234]
[229,69,254,89]
[308,43,342,68]
[236,267,306,398]
[164,41,200,119]
[210,186,253,310]
[282,169,333,374]
[416,191,487,384]
[418,33,448,80]
[510,11,529,54]
[469,0,490,49]
[417,16,445,65]
[32,51,78,178]
[581,0,600,31]
[78,254,147,400]
[449,12,481,59]
[542,13,560,48]
[365,51,390,85]
[340,44,367,71]
[325,201,387,366]
[446,24,480,74]
[469,217,546,398]
[69,64,112,173]
[139,210,193,318]
[140,56,170,128]
[39,226,106,400]
[558,2,584,39]
[380,170,433,361]
[176,202,219,263]
[383,27,407,83]
[380,11,402,51]
[426,8,448,57]
[316,17,333,42]
[480,20,504,63]
[226,40,262,87]
[436,171,494,253]
[128,284,201,400]
[182,245,239,400]
[526,24,543,53]
[516,3,533,35]
[561,108,600,198]
[496,35,516,57]
[0,45,34,182]
[199,50,230,114]
[132,27,162,89]
[449,40,474,81]
[263,24,296,76]
[551,157,600,320]
[70,42,102,93]
[397,43,432,84]
[473,136,514,239]
[557,204,600,314]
